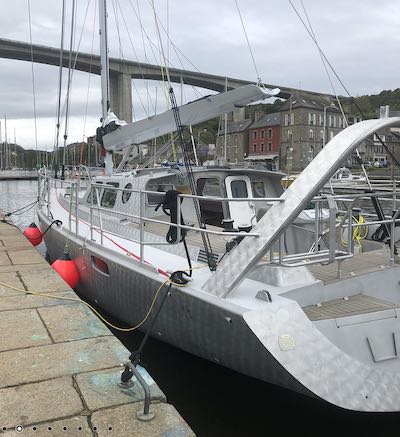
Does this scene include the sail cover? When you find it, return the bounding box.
[102,85,280,152]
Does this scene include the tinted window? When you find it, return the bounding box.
[101,182,119,208]
[197,178,223,197]
[230,180,248,198]
[252,181,265,198]
[146,182,174,205]
[122,183,132,204]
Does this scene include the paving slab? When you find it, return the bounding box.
[0,291,78,312]
[0,251,11,267]
[92,403,195,437]
[3,416,93,437]
[19,267,71,293]
[0,271,25,297]
[75,366,166,411]
[0,376,83,429]
[38,304,111,343]
[0,239,33,252]
[0,336,128,388]
[0,263,52,274]
[7,249,47,266]
[0,308,52,352]
[0,224,21,236]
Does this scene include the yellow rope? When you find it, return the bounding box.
[340,214,368,248]
[0,277,184,333]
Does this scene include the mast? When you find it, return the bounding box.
[4,116,8,169]
[98,0,113,174]
[99,0,110,119]
[0,121,2,169]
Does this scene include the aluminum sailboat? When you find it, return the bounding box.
[36,0,400,412]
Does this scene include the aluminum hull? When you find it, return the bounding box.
[39,211,309,398]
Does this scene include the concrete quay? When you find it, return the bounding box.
[0,220,195,436]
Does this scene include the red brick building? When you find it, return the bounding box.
[246,113,281,170]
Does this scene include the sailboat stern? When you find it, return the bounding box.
[243,300,400,412]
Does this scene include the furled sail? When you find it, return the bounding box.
[102,84,279,152]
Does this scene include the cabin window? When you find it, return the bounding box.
[197,178,224,226]
[146,182,174,206]
[87,182,103,205]
[252,181,265,198]
[198,178,223,197]
[230,180,248,198]
[101,182,119,208]
[122,183,133,204]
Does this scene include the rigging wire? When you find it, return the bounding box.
[150,0,216,270]
[27,0,40,169]
[234,0,262,85]
[289,0,375,185]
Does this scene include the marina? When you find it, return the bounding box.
[0,213,194,436]
[1,0,400,434]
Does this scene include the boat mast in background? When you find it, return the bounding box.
[98,0,113,174]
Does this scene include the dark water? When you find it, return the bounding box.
[1,180,398,436]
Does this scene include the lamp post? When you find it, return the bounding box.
[322,103,336,148]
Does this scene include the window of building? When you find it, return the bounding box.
[253,131,257,140]
[319,114,323,126]
[253,144,257,153]
[290,112,294,125]
[260,130,265,139]
[313,113,316,125]
[338,117,343,128]
[309,129,314,139]
[329,115,333,127]
[227,135,231,145]
[261,143,265,152]
[268,142,272,151]
[333,116,337,128]
[374,134,385,142]
[287,130,292,140]
[268,128,272,138]
[330,131,334,140]
[284,113,289,126]
[308,113,313,125]
[320,130,324,140]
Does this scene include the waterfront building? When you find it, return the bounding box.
[246,113,281,170]
[279,94,344,172]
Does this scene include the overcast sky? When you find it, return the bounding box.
[0,0,399,150]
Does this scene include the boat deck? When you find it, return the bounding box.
[141,216,228,254]
[303,293,399,321]
[307,247,394,284]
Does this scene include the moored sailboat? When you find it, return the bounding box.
[35,1,400,413]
